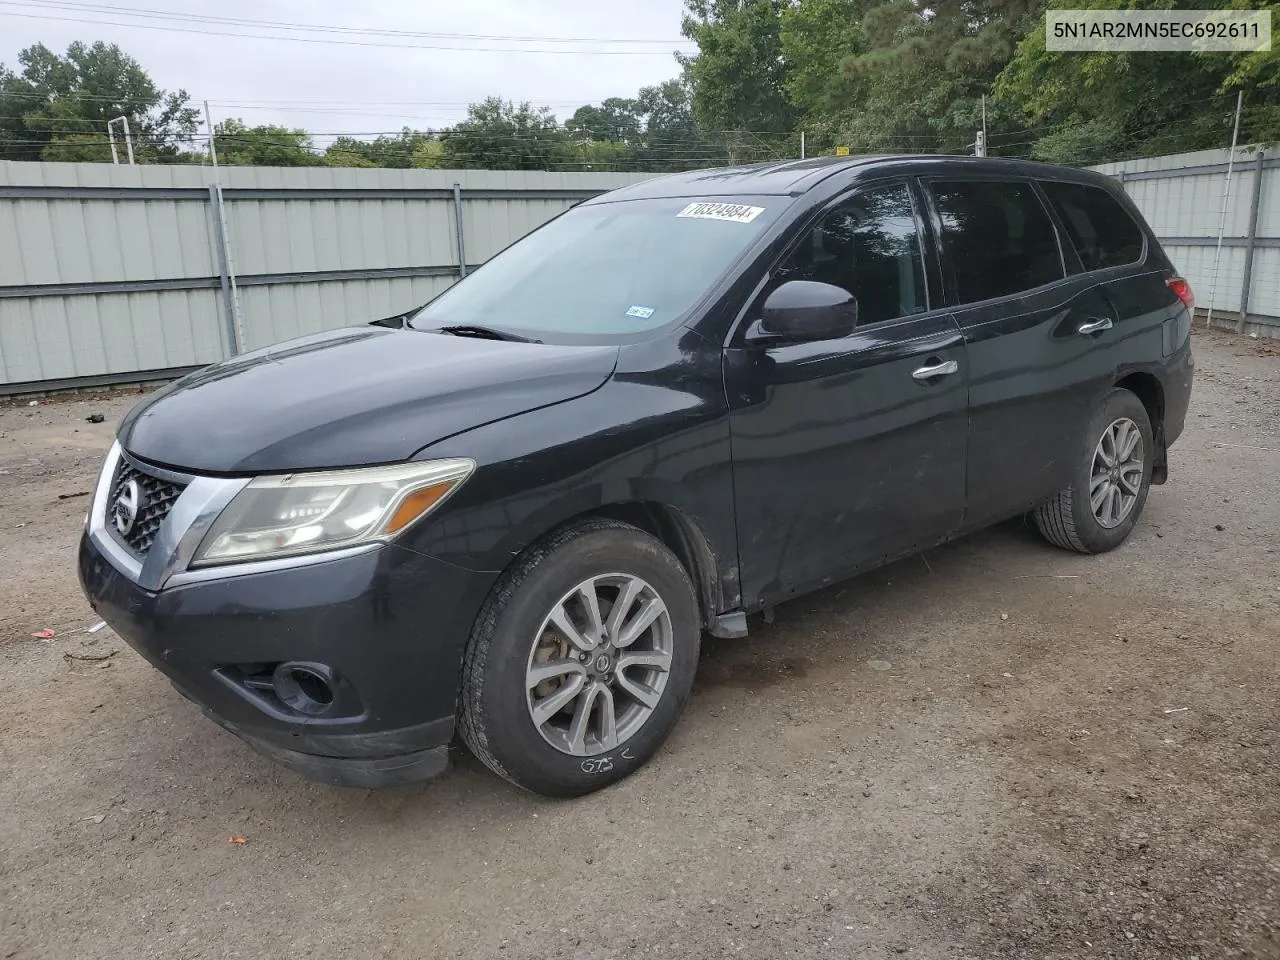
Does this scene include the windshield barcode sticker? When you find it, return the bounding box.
[677,202,765,224]
[626,305,656,319]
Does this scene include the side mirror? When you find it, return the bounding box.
[749,280,858,343]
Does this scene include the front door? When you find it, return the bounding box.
[724,181,968,609]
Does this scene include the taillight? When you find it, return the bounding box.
[1167,276,1194,310]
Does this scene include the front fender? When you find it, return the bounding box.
[397,375,740,612]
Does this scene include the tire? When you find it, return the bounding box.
[459,519,700,797]
[1034,387,1154,554]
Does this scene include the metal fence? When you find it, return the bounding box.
[2,147,1277,392]
[1091,144,1279,335]
[0,162,654,393]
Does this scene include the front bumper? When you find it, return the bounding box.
[78,530,496,788]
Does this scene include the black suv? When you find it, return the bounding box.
[79,156,1194,797]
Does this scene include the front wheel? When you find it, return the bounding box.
[459,519,700,797]
[1034,388,1154,554]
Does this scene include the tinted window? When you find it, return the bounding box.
[410,196,782,342]
[775,183,927,326]
[1041,180,1144,271]
[929,180,1064,304]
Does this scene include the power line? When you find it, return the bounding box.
[0,113,807,141]
[0,6,692,54]
[0,135,796,168]
[0,0,691,45]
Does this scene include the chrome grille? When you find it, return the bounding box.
[107,458,186,557]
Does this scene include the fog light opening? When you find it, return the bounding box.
[293,668,334,705]
[271,662,337,716]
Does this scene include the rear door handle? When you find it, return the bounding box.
[911,359,958,381]
[1077,317,1114,335]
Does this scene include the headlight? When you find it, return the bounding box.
[191,458,474,567]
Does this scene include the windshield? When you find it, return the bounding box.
[410,196,784,341]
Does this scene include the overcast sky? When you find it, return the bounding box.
[1,0,694,141]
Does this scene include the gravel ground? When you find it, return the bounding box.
[1,327,1277,960]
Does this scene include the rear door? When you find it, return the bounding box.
[724,179,967,608]
[1038,177,1173,376]
[921,177,1117,527]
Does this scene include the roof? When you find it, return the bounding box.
[585,156,889,203]
[586,155,1117,203]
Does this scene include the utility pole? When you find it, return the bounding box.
[204,100,220,167]
[973,95,988,157]
[800,131,806,160]
[107,116,134,164]
[982,94,988,154]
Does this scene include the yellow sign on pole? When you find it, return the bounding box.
[835,146,850,156]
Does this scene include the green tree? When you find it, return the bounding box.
[632,78,724,169]
[441,97,572,170]
[778,0,871,151]
[214,118,322,166]
[322,147,376,168]
[843,0,1044,153]
[572,139,631,170]
[410,138,448,169]
[994,0,1278,165]
[566,98,643,144]
[1217,0,1280,145]
[679,0,797,135]
[324,128,436,168]
[0,41,199,162]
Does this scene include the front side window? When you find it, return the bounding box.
[929,180,1064,305]
[774,183,928,326]
[1040,180,1145,272]
[410,195,783,342]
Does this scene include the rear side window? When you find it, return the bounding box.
[929,180,1064,304]
[1040,180,1145,271]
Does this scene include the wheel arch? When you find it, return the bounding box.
[557,501,724,631]
[1114,371,1167,483]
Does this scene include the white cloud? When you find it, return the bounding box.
[1,0,693,140]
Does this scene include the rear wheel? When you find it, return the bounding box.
[459,519,700,797]
[1034,388,1154,554]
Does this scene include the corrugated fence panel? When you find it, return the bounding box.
[1162,244,1248,312]
[1123,172,1248,238]
[1256,162,1280,238]
[222,196,459,277]
[0,289,223,385]
[1093,143,1279,327]
[238,274,457,351]
[4,149,1274,389]
[0,162,651,388]
[461,197,575,262]
[1248,249,1280,317]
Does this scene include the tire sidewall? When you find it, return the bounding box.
[1068,389,1154,552]
[466,524,700,797]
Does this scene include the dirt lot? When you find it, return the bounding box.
[1,327,1277,960]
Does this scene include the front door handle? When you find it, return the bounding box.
[1077,317,1114,335]
[911,359,958,381]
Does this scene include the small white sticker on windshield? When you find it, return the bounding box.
[626,305,656,320]
[676,201,765,224]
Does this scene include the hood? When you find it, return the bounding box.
[119,327,618,473]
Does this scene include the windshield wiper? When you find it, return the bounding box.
[434,324,541,344]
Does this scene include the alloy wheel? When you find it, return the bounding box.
[1090,417,1144,529]
[525,573,673,756]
